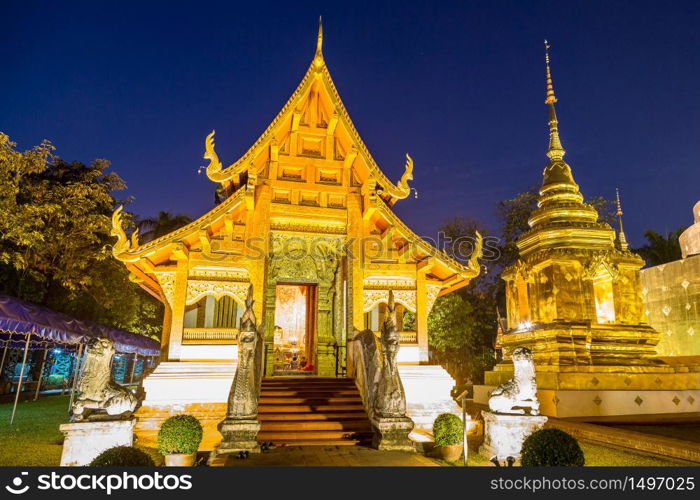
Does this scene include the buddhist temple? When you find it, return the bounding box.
[474,42,700,418]
[111,21,482,448]
[641,201,700,357]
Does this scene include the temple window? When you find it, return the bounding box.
[363,302,414,332]
[364,303,384,331]
[183,295,242,328]
[591,267,616,323]
[214,296,240,328]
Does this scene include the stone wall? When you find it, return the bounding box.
[640,254,700,356]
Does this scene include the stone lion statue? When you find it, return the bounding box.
[71,337,138,421]
[488,347,539,415]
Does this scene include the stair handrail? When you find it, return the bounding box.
[348,291,409,420]
[348,328,381,420]
[348,291,414,450]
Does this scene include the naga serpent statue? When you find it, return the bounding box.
[225,284,263,419]
[373,290,408,418]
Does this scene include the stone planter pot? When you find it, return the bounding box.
[164,453,196,466]
[439,443,463,462]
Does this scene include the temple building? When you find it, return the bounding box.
[111,23,482,447]
[640,201,700,357]
[474,43,700,418]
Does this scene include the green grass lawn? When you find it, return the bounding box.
[0,395,164,466]
[1,396,697,466]
[437,440,696,467]
[0,394,69,466]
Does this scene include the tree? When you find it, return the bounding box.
[0,135,125,298]
[587,195,617,227]
[429,217,498,386]
[494,187,617,270]
[428,293,495,386]
[137,211,193,243]
[634,229,686,266]
[494,187,540,270]
[0,133,162,338]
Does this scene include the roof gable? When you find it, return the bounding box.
[203,44,414,205]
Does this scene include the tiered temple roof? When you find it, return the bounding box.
[111,21,482,303]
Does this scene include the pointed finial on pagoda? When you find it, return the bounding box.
[544,40,557,105]
[616,188,629,250]
[313,16,325,69]
[544,40,565,161]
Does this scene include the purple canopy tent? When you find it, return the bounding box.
[0,294,160,423]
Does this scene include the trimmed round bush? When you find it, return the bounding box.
[521,428,585,466]
[157,414,203,455]
[433,413,463,447]
[90,446,155,466]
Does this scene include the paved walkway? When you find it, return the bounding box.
[211,445,440,467]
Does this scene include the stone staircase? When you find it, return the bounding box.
[257,377,373,446]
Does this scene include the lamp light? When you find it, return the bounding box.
[518,320,533,331]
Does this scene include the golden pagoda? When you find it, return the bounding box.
[112,21,482,447]
[475,42,699,418]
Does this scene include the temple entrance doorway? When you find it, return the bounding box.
[272,283,317,375]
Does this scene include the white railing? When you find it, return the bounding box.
[182,328,239,344]
[370,331,417,344]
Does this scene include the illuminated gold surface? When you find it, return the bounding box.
[111,25,482,368]
[640,254,700,356]
[496,43,673,381]
[480,45,700,417]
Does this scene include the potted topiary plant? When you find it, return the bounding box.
[157,414,203,466]
[90,446,155,466]
[521,428,585,466]
[433,413,464,462]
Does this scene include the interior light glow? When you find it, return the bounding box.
[518,320,533,331]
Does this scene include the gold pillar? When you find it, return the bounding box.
[168,244,189,360]
[245,184,271,322]
[415,269,429,363]
[351,201,365,329]
[346,193,365,376]
[160,301,172,357]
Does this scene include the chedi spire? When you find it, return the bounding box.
[544,40,565,161]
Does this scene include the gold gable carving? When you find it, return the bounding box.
[583,253,619,280]
[363,289,417,313]
[186,280,249,306]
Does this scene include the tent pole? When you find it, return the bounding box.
[0,340,8,377]
[129,353,138,384]
[10,333,31,424]
[33,346,49,401]
[68,343,84,411]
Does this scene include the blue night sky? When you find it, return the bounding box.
[2,0,699,247]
